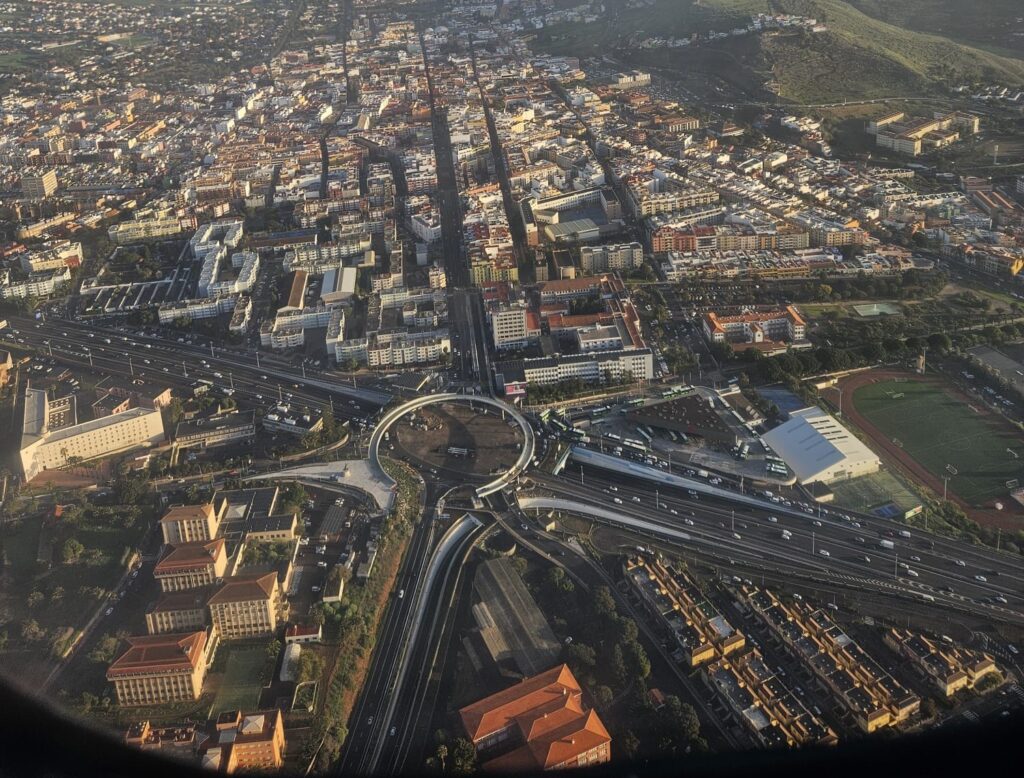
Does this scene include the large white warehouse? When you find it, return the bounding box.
[761,407,880,485]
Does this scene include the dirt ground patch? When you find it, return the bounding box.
[392,402,525,480]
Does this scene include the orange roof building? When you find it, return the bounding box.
[106,631,211,707]
[207,572,283,639]
[458,664,611,771]
[154,538,228,592]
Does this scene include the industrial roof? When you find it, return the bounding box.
[761,407,879,484]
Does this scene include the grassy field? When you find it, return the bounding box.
[212,646,265,713]
[846,0,1024,57]
[853,380,1024,505]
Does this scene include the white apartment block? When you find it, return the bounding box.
[159,295,239,324]
[580,242,643,274]
[1,266,71,299]
[521,349,654,386]
[19,388,165,481]
[109,208,186,243]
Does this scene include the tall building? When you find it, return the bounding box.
[160,502,225,544]
[107,631,212,707]
[154,539,228,592]
[207,572,284,639]
[21,169,58,199]
[459,664,611,771]
[19,387,165,481]
[200,710,286,772]
[580,243,643,274]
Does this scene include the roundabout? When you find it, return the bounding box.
[368,393,535,498]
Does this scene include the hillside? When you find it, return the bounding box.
[847,0,1024,57]
[536,0,1024,105]
[767,0,1024,101]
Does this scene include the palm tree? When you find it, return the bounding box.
[436,744,448,772]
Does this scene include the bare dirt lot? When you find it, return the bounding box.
[391,402,525,481]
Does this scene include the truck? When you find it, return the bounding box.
[697,469,710,479]
[897,530,912,539]
[879,539,895,550]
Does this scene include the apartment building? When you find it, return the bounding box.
[18,240,82,273]
[160,502,225,545]
[154,539,228,593]
[19,387,165,481]
[145,589,211,635]
[626,558,745,667]
[200,710,286,772]
[742,588,919,733]
[459,664,611,771]
[173,411,257,451]
[1,266,72,300]
[491,305,540,350]
[108,207,187,243]
[579,242,643,274]
[884,628,999,697]
[107,630,212,707]
[21,169,58,198]
[207,572,284,640]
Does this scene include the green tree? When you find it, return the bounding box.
[61,538,85,564]
[592,684,614,708]
[450,738,477,774]
[27,591,44,609]
[21,619,45,642]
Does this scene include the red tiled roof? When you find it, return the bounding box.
[207,572,277,605]
[154,539,224,574]
[106,631,207,678]
[459,665,611,771]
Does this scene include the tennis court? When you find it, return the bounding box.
[853,379,1024,505]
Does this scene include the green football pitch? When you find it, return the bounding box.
[853,379,1024,505]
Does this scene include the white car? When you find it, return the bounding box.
[955,559,966,567]
[818,549,830,557]
[767,516,778,523]
[975,575,988,583]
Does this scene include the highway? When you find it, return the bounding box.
[339,499,487,775]
[527,468,1024,623]
[2,315,389,420]
[336,483,440,775]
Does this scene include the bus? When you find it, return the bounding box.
[551,418,568,432]
[606,433,622,442]
[447,447,471,458]
[538,408,552,423]
[623,438,647,453]
[668,430,679,443]
[590,405,610,419]
[567,428,587,442]
[625,398,645,408]
[636,427,653,444]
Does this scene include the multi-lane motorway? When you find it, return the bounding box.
[528,467,1024,621]
[3,315,389,419]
